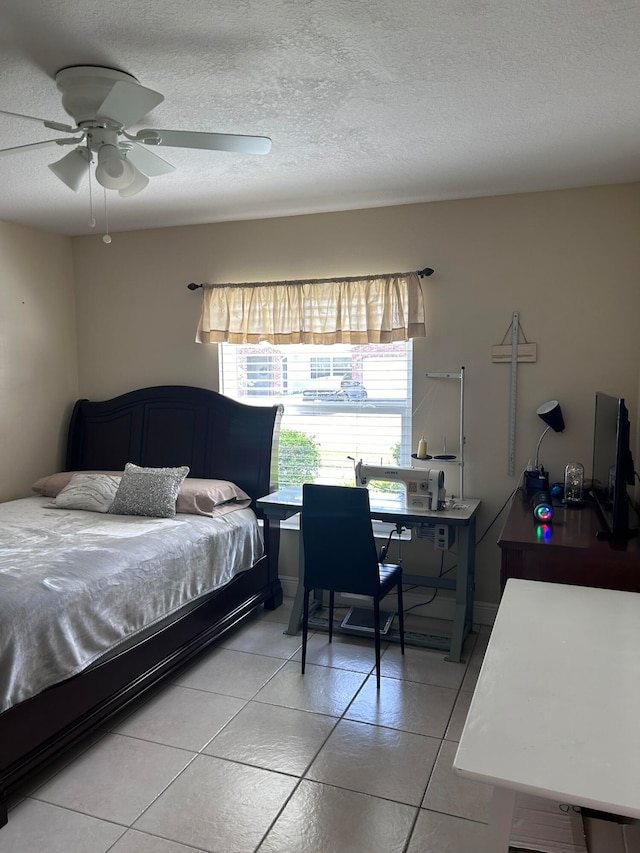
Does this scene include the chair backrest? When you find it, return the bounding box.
[301,483,381,596]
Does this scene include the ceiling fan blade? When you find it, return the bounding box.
[139,128,272,155]
[0,108,76,134]
[97,80,164,129]
[125,142,175,177]
[0,137,80,157]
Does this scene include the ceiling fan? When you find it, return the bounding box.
[0,65,272,197]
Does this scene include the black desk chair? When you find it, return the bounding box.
[300,483,405,689]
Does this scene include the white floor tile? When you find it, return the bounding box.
[173,647,286,699]
[258,597,296,625]
[258,779,416,853]
[406,809,487,852]
[470,627,492,661]
[112,685,246,751]
[305,718,440,805]
[31,733,195,825]
[0,799,125,852]
[292,631,382,673]
[17,730,108,797]
[461,660,481,691]
[133,754,297,853]
[380,643,468,689]
[444,689,473,742]
[110,828,209,852]
[204,700,337,775]
[422,739,492,823]
[254,659,367,715]
[345,673,458,738]
[221,618,303,659]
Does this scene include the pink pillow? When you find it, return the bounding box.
[176,478,251,517]
[32,471,121,497]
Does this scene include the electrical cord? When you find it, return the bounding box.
[378,527,397,563]
[380,524,408,564]
[473,463,529,548]
[475,485,519,546]
[400,478,522,615]
[404,588,438,612]
[403,552,445,613]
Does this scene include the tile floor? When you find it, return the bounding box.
[3,599,492,852]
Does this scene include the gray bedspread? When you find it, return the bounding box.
[0,497,263,712]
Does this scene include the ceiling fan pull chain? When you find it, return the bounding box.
[102,187,112,244]
[87,143,96,229]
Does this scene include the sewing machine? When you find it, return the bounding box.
[354,460,446,512]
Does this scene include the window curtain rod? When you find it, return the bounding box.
[186,267,434,291]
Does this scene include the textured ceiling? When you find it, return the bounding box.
[0,0,639,237]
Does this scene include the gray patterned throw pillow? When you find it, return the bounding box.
[52,472,122,513]
[109,463,190,518]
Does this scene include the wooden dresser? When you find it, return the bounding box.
[498,491,640,593]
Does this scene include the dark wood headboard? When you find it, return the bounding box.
[65,386,283,509]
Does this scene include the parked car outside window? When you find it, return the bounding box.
[301,377,368,401]
[337,378,368,400]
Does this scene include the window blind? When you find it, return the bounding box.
[220,341,413,490]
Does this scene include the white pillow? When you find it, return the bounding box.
[52,473,122,513]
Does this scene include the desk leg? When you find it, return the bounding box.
[285,582,305,635]
[284,526,324,635]
[285,529,306,635]
[446,518,476,662]
[485,786,515,853]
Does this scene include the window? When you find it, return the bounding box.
[220,341,413,491]
[310,355,351,379]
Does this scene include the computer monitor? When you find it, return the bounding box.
[591,392,638,541]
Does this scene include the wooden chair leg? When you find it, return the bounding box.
[328,590,334,643]
[302,586,309,674]
[374,599,381,689]
[397,580,405,654]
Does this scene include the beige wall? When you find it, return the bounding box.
[69,183,640,606]
[0,220,78,501]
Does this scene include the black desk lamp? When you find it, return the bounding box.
[524,400,565,495]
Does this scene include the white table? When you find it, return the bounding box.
[453,578,640,852]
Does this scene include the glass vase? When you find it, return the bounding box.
[564,462,584,505]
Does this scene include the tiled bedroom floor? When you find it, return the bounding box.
[3,599,492,853]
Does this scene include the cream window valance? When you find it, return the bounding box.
[194,270,428,345]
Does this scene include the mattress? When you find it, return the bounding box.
[0,496,263,712]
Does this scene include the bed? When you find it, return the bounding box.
[0,385,283,826]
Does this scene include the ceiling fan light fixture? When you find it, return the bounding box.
[95,144,136,190]
[48,147,91,192]
[118,165,149,197]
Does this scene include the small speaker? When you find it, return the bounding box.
[532,491,553,522]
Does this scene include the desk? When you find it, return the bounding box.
[257,486,480,663]
[498,492,640,593]
[453,579,640,852]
